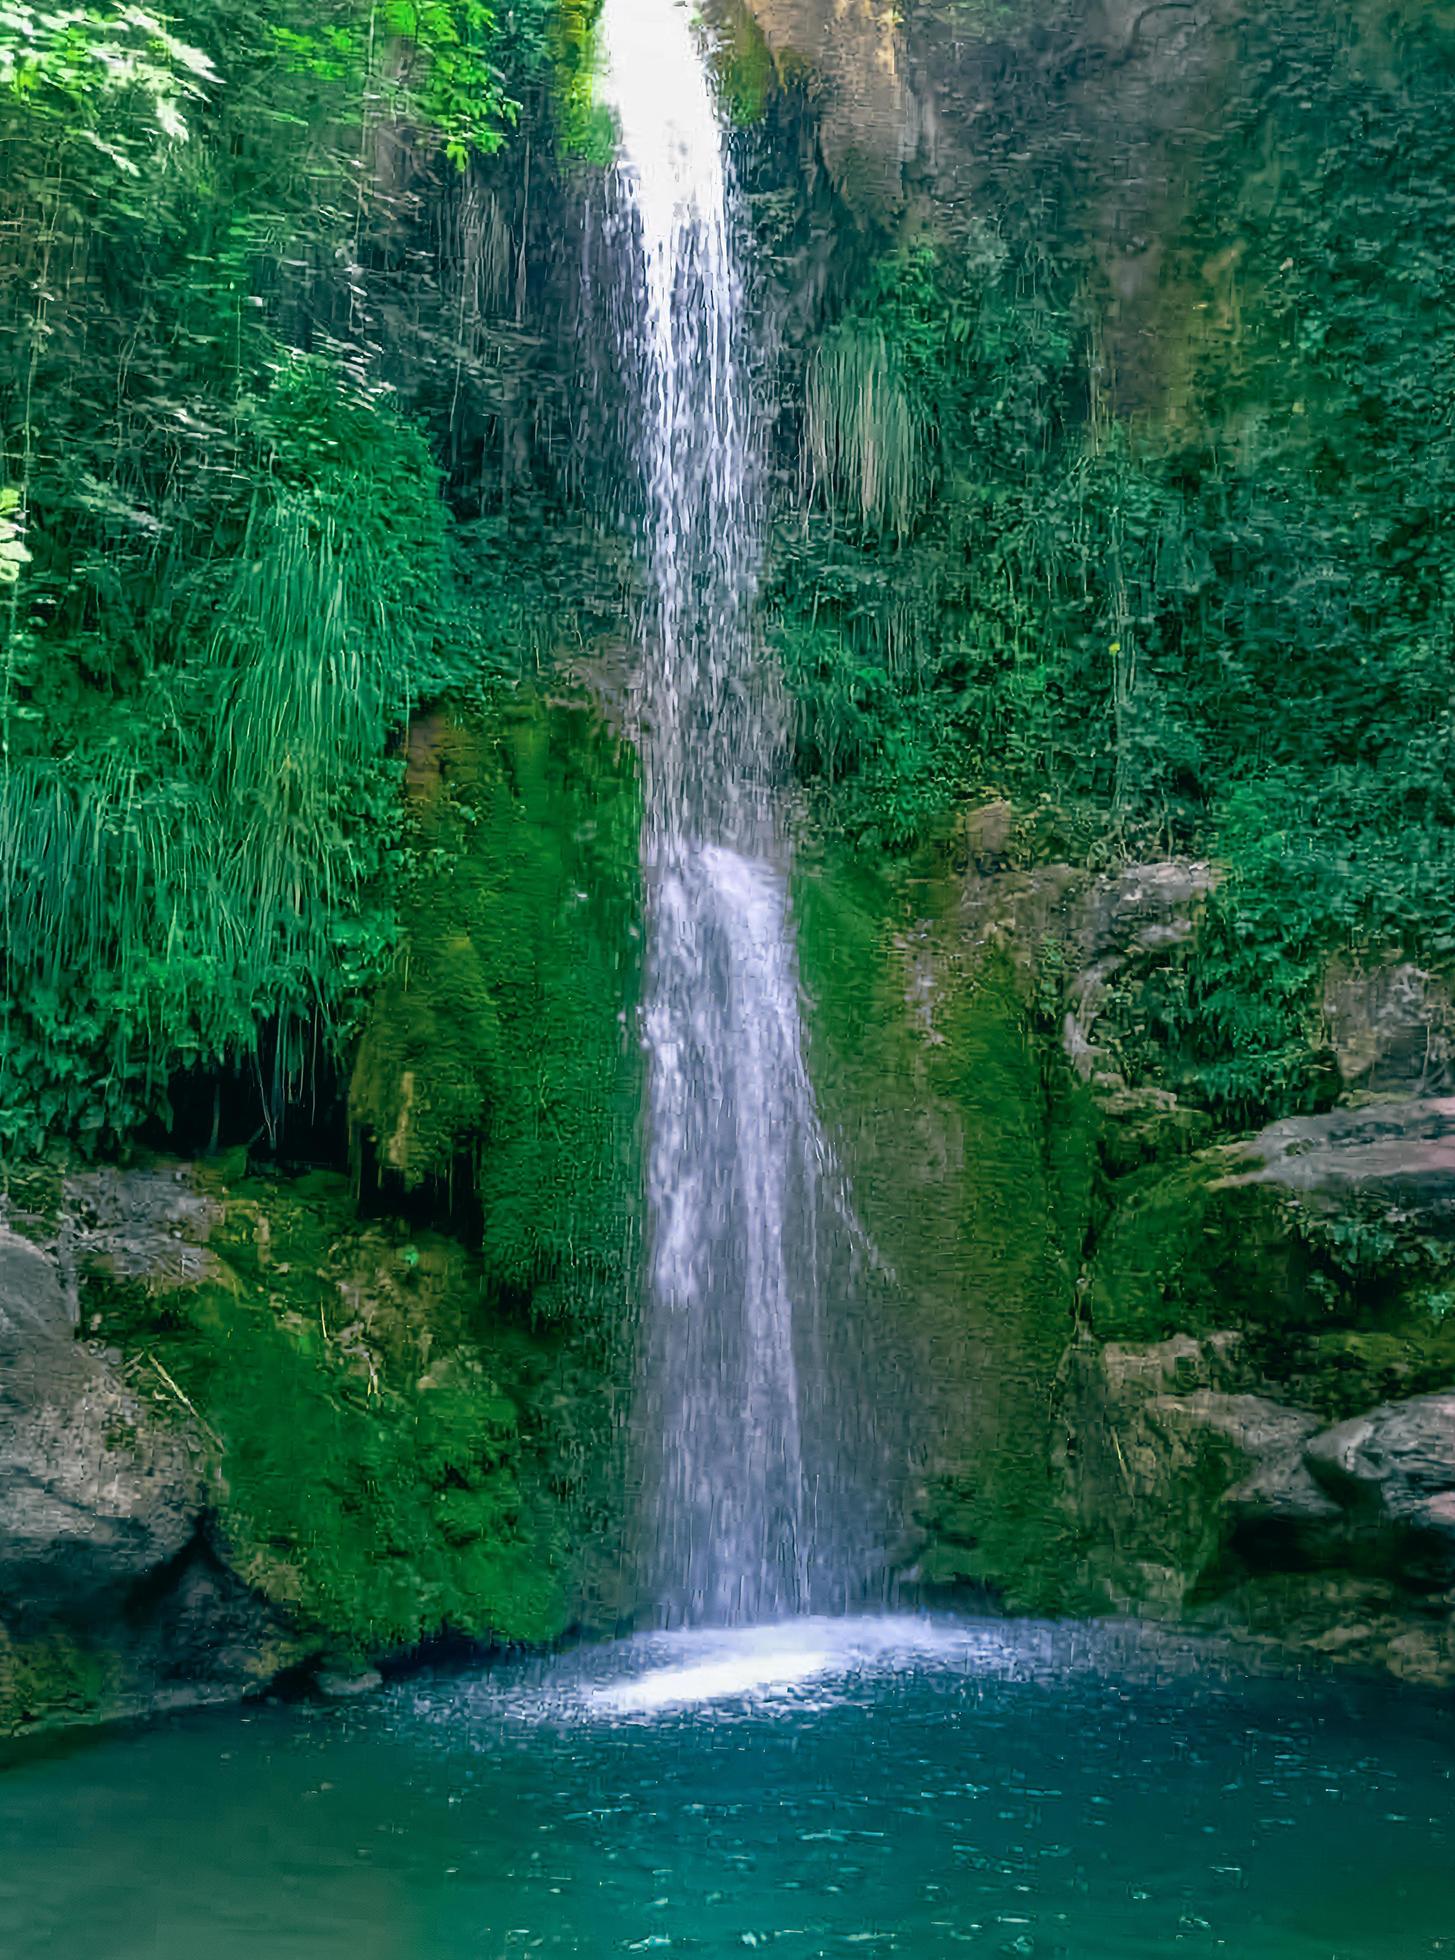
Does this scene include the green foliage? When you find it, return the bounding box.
[0,0,600,1152]
[770,3,1455,1122]
[766,231,1079,849]
[804,321,929,540]
[0,485,28,584]
[2,358,449,1145]
[545,0,612,161]
[386,1,515,164]
[0,3,218,162]
[350,696,642,1326]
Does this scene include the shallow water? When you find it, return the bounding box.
[2,1617,1451,1959]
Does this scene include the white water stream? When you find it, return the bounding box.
[598,0,857,1625]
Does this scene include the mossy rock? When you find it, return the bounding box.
[1272,1314,1455,1424]
[350,694,643,1330]
[81,1162,589,1661]
[1087,1155,1306,1344]
[0,1627,113,1738]
[794,843,1097,1611]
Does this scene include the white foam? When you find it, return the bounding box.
[591,1644,834,1714]
[581,1616,988,1717]
[403,1613,1238,1738]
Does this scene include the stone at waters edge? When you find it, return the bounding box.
[0,1228,206,1612]
[315,1664,385,1700]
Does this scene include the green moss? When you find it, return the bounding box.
[31,694,641,1667]
[795,845,1097,1610]
[709,0,778,127]
[0,1148,67,1241]
[1248,1234,1455,1422]
[1283,1323,1455,1424]
[1086,1148,1455,1416]
[1086,1160,1302,1345]
[351,694,643,1329]
[0,1629,112,1737]
[87,1169,582,1659]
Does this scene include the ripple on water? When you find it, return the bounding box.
[1,1616,1452,1960]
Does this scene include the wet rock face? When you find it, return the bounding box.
[955,849,1216,1163]
[0,1229,207,1616]
[742,0,916,222]
[1306,1393,1455,1551]
[743,0,1249,402]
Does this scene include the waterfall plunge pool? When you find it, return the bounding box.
[1,1616,1451,1957]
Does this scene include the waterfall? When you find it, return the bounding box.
[598,0,859,1626]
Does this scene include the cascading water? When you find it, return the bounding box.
[597,0,867,1626]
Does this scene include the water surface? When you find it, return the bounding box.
[2,1617,1451,1957]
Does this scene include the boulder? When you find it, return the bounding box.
[1078,859,1215,967]
[1099,1331,1244,1398]
[1322,959,1454,1095]
[1232,1098,1455,1226]
[1147,1391,1342,1527]
[315,1662,384,1700]
[958,797,1014,872]
[0,1229,208,1615]
[1305,1391,1455,1548]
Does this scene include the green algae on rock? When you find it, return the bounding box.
[794,845,1098,1612]
[350,697,643,1331]
[85,1169,571,1661]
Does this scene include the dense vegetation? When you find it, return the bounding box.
[0,0,636,1671]
[766,0,1455,1123]
[0,0,598,1150]
[11,0,1448,1165]
[4,0,1455,1680]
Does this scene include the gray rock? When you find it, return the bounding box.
[315,1664,384,1700]
[0,1229,208,1614]
[1323,959,1454,1095]
[1305,1391,1455,1546]
[744,0,916,221]
[0,1229,81,1375]
[1149,1391,1342,1526]
[1100,1332,1244,1398]
[1078,859,1215,967]
[1231,1098,1455,1225]
[958,797,1014,870]
[63,1164,222,1291]
[1037,858,1214,1131]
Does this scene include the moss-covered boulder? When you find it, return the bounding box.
[350,695,643,1328]
[81,1161,598,1668]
